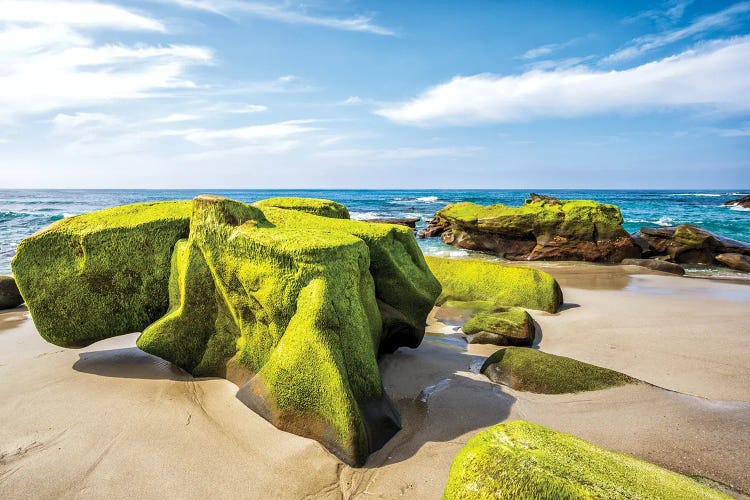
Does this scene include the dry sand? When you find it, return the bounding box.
[1,265,749,499]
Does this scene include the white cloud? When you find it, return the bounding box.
[606,1,750,63]
[157,0,395,35]
[317,146,481,161]
[0,0,165,31]
[377,36,750,126]
[624,0,693,24]
[228,104,268,113]
[51,112,119,131]
[182,119,320,146]
[520,43,560,60]
[343,96,363,105]
[0,17,212,121]
[153,113,201,123]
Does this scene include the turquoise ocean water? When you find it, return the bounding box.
[1,189,748,275]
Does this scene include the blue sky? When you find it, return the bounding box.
[1,0,749,188]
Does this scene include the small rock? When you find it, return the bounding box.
[0,275,23,309]
[715,253,750,272]
[621,258,685,276]
[724,195,750,209]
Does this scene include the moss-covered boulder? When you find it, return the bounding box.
[462,307,534,346]
[481,348,636,394]
[252,196,350,219]
[444,420,729,499]
[14,194,440,465]
[426,256,562,313]
[11,201,192,346]
[0,275,23,309]
[421,194,640,262]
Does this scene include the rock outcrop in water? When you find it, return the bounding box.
[724,195,750,209]
[443,421,728,500]
[11,195,442,466]
[632,224,750,269]
[0,275,23,309]
[420,195,640,263]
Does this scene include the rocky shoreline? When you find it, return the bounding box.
[420,193,750,274]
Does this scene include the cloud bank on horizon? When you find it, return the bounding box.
[0,0,748,188]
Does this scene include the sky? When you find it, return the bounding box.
[1,0,749,189]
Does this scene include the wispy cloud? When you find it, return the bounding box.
[377,36,750,126]
[605,1,750,63]
[624,0,693,25]
[317,146,481,161]
[0,2,212,121]
[51,112,120,131]
[0,0,165,31]
[182,119,320,146]
[153,113,201,123]
[158,0,395,35]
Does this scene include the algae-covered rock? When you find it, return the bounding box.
[252,196,350,219]
[15,194,440,465]
[715,253,750,272]
[11,201,192,346]
[462,307,534,346]
[444,420,729,500]
[139,195,440,465]
[0,275,23,309]
[426,256,562,313]
[481,347,636,394]
[421,195,640,262]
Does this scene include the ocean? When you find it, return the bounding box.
[1,189,749,275]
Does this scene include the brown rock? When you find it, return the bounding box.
[715,253,750,272]
[724,195,750,209]
[0,275,23,309]
[633,224,750,266]
[621,258,685,276]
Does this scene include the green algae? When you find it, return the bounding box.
[437,198,627,241]
[462,307,534,345]
[11,201,192,347]
[481,348,637,394]
[13,194,441,465]
[443,420,729,500]
[425,256,562,313]
[253,196,350,219]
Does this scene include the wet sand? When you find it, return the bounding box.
[1,264,749,498]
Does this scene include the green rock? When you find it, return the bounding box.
[424,195,639,262]
[425,256,563,313]
[253,196,350,219]
[11,201,192,346]
[462,307,534,346]
[481,348,636,394]
[0,275,23,309]
[443,420,729,500]
[14,195,441,465]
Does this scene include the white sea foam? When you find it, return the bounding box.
[730,205,750,212]
[426,249,470,258]
[731,193,750,196]
[416,196,440,203]
[669,193,721,197]
[62,213,77,218]
[349,211,382,220]
[656,215,674,226]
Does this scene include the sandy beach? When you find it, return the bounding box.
[1,264,749,499]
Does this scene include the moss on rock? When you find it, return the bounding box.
[14,194,441,465]
[426,196,639,262]
[462,307,534,346]
[481,348,637,394]
[253,196,350,219]
[443,420,729,500]
[425,256,562,313]
[11,201,192,346]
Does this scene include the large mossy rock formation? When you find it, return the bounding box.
[420,194,640,263]
[443,420,729,499]
[12,195,441,466]
[11,201,192,346]
[0,275,23,309]
[632,224,750,269]
[426,256,563,313]
[481,348,636,394]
